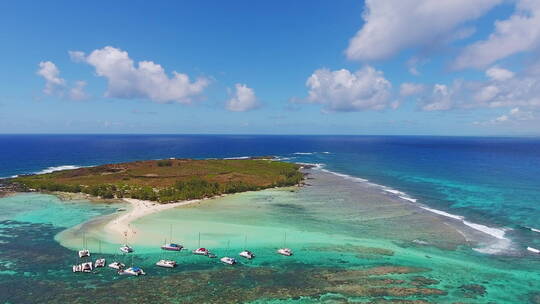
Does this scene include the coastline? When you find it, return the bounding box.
[103,197,201,242]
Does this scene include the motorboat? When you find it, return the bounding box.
[239,250,255,259]
[118,266,145,276]
[277,248,293,256]
[120,245,134,253]
[220,257,237,265]
[156,259,177,268]
[192,247,209,255]
[78,249,90,258]
[161,243,183,251]
[108,261,125,270]
[95,258,106,268]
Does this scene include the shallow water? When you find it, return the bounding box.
[1,170,537,303]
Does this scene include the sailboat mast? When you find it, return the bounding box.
[198,232,201,248]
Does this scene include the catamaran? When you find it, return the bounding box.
[108,261,125,270]
[156,259,177,268]
[239,250,255,259]
[161,242,183,251]
[78,233,90,258]
[277,232,293,256]
[95,258,106,268]
[277,248,293,256]
[72,262,93,273]
[94,241,105,267]
[118,266,145,276]
[120,244,134,253]
[161,225,183,251]
[239,236,255,259]
[220,257,237,265]
[192,247,209,255]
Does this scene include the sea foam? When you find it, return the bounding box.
[305,163,512,252]
[34,165,82,175]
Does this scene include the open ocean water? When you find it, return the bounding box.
[0,134,539,303]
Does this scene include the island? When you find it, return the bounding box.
[9,158,304,203]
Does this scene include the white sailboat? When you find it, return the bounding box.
[78,233,90,258]
[277,232,293,256]
[94,241,106,267]
[239,235,255,259]
[119,230,134,253]
[161,225,183,251]
[156,259,177,268]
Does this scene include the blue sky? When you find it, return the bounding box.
[1,0,539,135]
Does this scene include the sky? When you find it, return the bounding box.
[1,0,540,135]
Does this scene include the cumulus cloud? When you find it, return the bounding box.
[69,81,88,101]
[226,83,259,112]
[420,84,458,111]
[345,0,501,61]
[37,61,87,100]
[71,46,209,103]
[420,63,540,111]
[37,61,66,95]
[486,66,515,81]
[454,0,540,69]
[400,83,425,97]
[304,66,392,112]
[474,107,535,125]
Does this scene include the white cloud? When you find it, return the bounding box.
[226,83,259,112]
[454,0,540,69]
[37,61,87,100]
[486,66,515,81]
[72,46,209,103]
[68,51,86,63]
[420,84,456,111]
[400,83,425,96]
[345,0,501,61]
[474,107,535,125]
[304,66,392,112]
[69,81,88,101]
[37,61,65,95]
[420,63,540,111]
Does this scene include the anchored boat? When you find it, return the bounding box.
[108,261,125,270]
[95,258,106,268]
[120,244,134,253]
[118,266,145,276]
[161,243,183,251]
[161,225,183,251]
[73,261,93,273]
[239,236,255,259]
[277,232,293,256]
[156,259,177,268]
[220,257,237,265]
[239,250,255,259]
[192,247,209,255]
[277,248,293,256]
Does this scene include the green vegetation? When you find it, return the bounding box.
[12,158,303,203]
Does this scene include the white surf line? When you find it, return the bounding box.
[305,162,512,247]
[527,247,540,254]
[529,227,540,233]
[35,165,83,175]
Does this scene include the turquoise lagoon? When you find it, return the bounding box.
[0,169,539,303]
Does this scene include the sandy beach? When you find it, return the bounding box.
[103,198,201,243]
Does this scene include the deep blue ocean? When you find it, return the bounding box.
[1,134,539,251]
